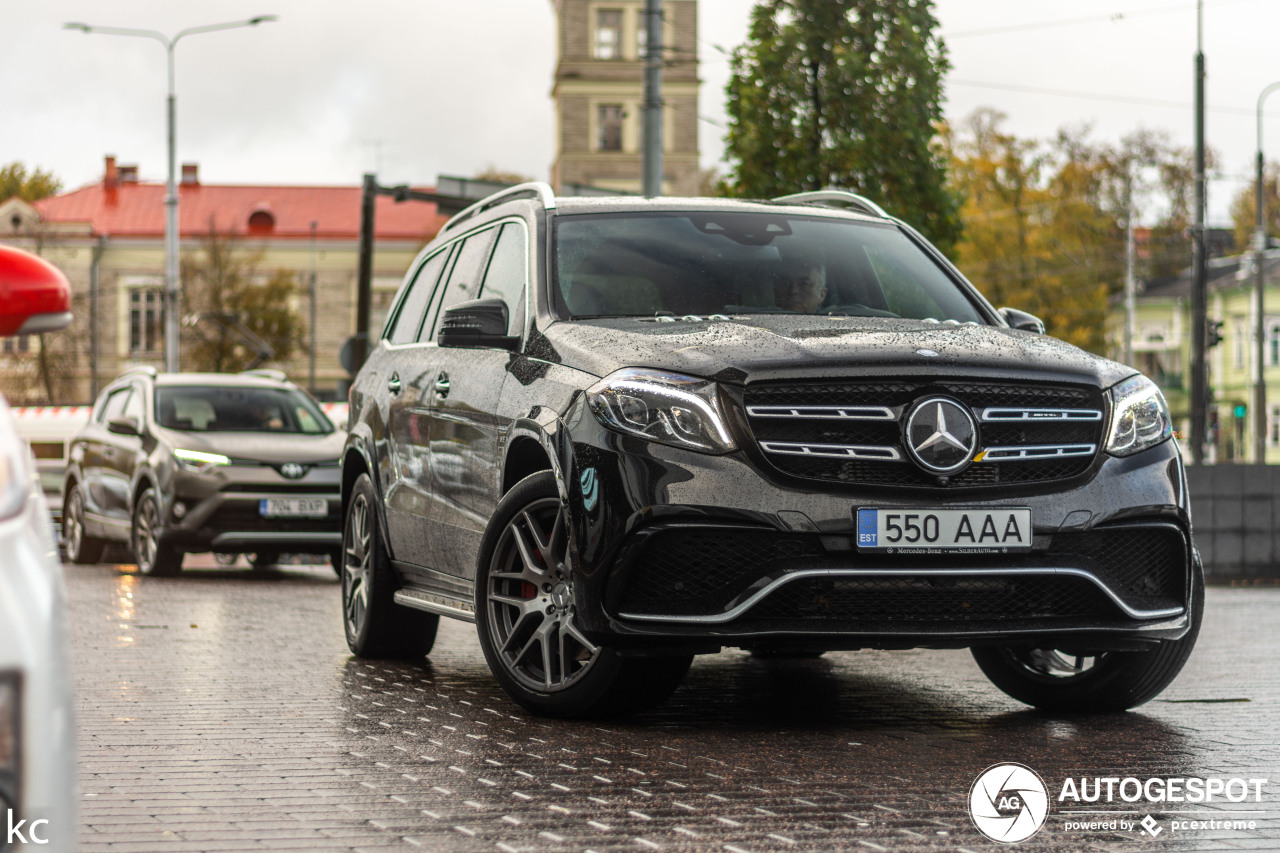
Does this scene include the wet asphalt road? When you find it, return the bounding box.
[66,556,1280,852]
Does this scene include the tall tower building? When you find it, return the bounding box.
[551,0,700,196]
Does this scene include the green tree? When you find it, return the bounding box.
[0,162,61,202]
[947,111,1196,354]
[182,222,303,373]
[724,0,960,253]
[1229,163,1280,253]
[474,166,534,185]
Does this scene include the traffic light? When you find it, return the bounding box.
[1207,319,1224,348]
[1234,403,1248,419]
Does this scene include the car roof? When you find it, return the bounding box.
[152,372,297,390]
[545,195,885,223]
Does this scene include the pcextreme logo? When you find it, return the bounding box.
[969,763,1050,843]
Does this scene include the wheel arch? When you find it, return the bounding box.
[130,471,161,516]
[502,419,569,500]
[340,437,399,560]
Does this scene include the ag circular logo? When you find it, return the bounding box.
[969,763,1049,843]
[904,396,977,474]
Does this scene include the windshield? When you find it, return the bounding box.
[552,212,986,323]
[155,386,334,434]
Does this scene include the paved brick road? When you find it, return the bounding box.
[66,557,1279,852]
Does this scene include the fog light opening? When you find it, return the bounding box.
[172,502,187,520]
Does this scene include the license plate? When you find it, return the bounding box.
[856,507,1031,553]
[259,498,328,518]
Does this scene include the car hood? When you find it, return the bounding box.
[539,315,1135,388]
[159,428,345,464]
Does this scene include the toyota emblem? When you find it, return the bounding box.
[280,462,307,479]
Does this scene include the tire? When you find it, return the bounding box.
[328,548,343,578]
[132,487,183,576]
[249,551,280,570]
[341,473,439,658]
[476,471,691,718]
[972,565,1205,712]
[63,482,106,564]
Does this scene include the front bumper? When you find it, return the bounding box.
[158,463,342,554]
[559,401,1196,652]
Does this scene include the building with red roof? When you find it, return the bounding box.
[0,155,448,403]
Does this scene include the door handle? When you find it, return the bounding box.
[388,374,402,394]
[434,374,451,398]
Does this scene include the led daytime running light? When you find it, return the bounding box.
[1106,375,1172,456]
[587,368,736,454]
[173,448,231,469]
[604,379,734,447]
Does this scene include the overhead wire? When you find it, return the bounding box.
[943,0,1267,39]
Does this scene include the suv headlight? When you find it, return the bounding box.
[587,368,736,453]
[1106,374,1172,456]
[173,448,231,472]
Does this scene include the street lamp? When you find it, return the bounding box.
[1254,82,1280,464]
[64,16,278,373]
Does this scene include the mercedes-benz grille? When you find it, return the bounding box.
[743,380,1106,487]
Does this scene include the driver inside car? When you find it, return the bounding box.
[773,258,828,313]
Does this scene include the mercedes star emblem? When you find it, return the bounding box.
[904,397,977,474]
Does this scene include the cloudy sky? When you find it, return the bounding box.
[3,0,1278,224]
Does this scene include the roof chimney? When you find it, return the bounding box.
[118,164,139,184]
[181,163,199,186]
[104,155,118,190]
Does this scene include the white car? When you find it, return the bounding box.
[0,244,77,851]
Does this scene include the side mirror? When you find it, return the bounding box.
[999,307,1046,335]
[0,245,73,336]
[106,416,141,437]
[438,298,520,350]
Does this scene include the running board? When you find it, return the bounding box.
[394,589,476,623]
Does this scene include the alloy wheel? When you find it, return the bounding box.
[135,495,159,572]
[65,488,85,557]
[1008,648,1110,680]
[343,492,372,640]
[485,496,599,693]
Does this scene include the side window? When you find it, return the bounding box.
[122,388,145,423]
[478,223,529,337]
[424,228,498,342]
[98,388,130,424]
[385,247,452,345]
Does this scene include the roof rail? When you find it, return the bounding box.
[773,190,888,219]
[122,365,158,378]
[442,182,558,234]
[240,368,288,382]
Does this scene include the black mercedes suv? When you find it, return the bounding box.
[340,185,1201,717]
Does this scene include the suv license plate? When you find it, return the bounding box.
[259,498,328,518]
[856,508,1031,553]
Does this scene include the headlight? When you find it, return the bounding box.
[1106,374,1172,456]
[0,400,35,520]
[587,368,736,453]
[173,448,231,472]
